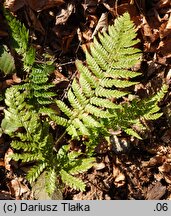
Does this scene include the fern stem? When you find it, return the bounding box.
[54,131,67,151]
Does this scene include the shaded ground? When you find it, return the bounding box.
[0,0,171,200]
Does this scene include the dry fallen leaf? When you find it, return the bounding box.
[0,191,14,200]
[27,0,65,11]
[0,159,5,167]
[55,3,74,25]
[26,8,45,34]
[4,0,25,11]
[12,73,22,83]
[7,177,30,199]
[93,162,105,170]
[4,0,65,12]
[146,181,166,200]
[142,155,165,167]
[159,163,171,173]
[113,165,125,187]
[92,12,108,38]
[4,148,14,171]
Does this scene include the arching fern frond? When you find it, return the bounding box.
[47,13,142,139]
[4,9,56,106]
[44,12,167,145]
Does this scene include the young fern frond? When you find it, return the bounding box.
[4,10,29,56]
[4,9,56,105]
[4,10,35,71]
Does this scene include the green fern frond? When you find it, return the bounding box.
[4,10,55,105]
[4,10,34,71]
[4,10,29,56]
[27,162,48,183]
[68,151,83,160]
[67,89,83,110]
[45,169,57,195]
[100,78,138,88]
[79,113,102,127]
[71,79,88,105]
[72,118,90,136]
[68,158,95,175]
[85,50,105,79]
[0,45,15,75]
[50,12,144,139]
[90,97,120,109]
[2,11,168,197]
[60,169,86,191]
[85,104,113,118]
[76,60,98,88]
[66,125,79,138]
[124,128,142,139]
[149,84,168,103]
[106,68,141,78]
[79,74,94,97]
[50,115,68,127]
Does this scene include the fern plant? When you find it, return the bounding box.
[1,86,95,194]
[0,9,95,195]
[0,10,168,197]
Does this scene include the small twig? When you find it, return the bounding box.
[61,71,77,100]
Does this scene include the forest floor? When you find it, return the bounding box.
[0,0,171,200]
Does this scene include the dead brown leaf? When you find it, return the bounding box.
[161,129,171,144]
[113,165,125,188]
[92,12,108,38]
[26,8,45,34]
[4,0,65,12]
[146,181,166,200]
[0,191,14,200]
[7,177,30,199]
[12,73,21,83]
[0,30,8,37]
[27,0,64,11]
[154,0,171,9]
[4,148,14,171]
[159,163,171,173]
[0,159,5,167]
[55,3,74,25]
[158,37,171,58]
[142,155,165,167]
[4,0,25,11]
